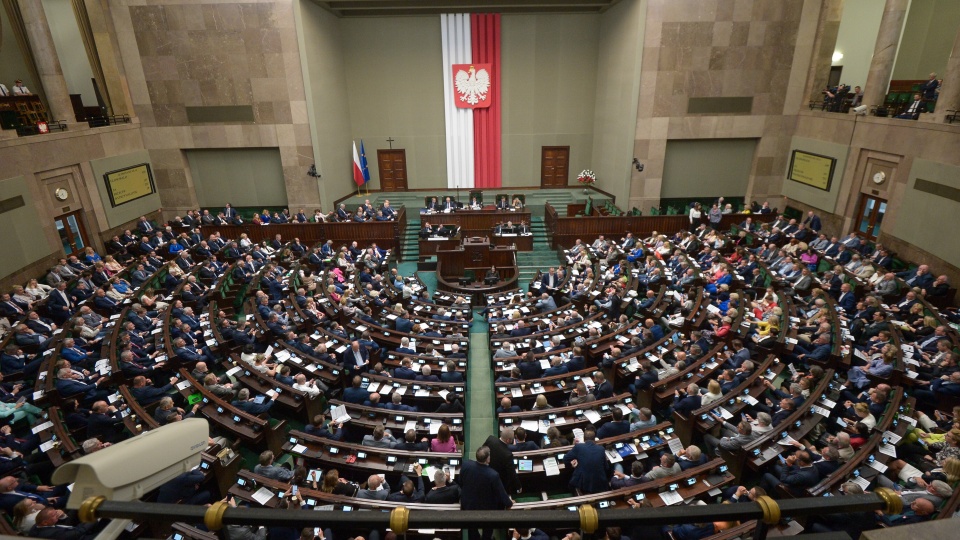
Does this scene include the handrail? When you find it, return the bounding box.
[78,491,903,537]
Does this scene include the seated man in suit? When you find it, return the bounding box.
[440,361,464,383]
[232,388,276,416]
[896,93,925,120]
[758,449,820,497]
[443,196,457,211]
[415,365,441,382]
[342,376,369,404]
[671,383,702,416]
[596,408,631,439]
[535,293,557,312]
[496,397,520,414]
[55,368,109,405]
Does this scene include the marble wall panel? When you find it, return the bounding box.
[116,0,317,214]
[632,0,807,211]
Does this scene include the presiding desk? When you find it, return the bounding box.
[421,208,531,238]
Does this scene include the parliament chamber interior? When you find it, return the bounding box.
[2,0,960,539]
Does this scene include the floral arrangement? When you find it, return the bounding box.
[577,169,596,185]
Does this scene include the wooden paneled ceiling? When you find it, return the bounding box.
[309,0,621,17]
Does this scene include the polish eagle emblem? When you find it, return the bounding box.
[453,64,492,108]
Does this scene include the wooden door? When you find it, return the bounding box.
[54,210,90,255]
[541,146,570,188]
[377,149,408,191]
[854,195,887,241]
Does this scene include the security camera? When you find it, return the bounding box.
[52,419,209,509]
[852,105,867,115]
[632,158,644,172]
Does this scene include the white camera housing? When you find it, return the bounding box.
[853,105,868,115]
[52,418,209,509]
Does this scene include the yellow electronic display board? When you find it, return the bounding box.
[104,163,155,206]
[788,150,836,191]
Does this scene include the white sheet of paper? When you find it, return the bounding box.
[251,487,275,505]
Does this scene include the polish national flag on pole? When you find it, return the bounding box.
[352,141,365,187]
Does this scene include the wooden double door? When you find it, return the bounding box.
[541,146,569,188]
[377,149,408,191]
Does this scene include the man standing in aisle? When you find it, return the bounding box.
[458,446,514,540]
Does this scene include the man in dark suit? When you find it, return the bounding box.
[343,341,369,375]
[55,368,109,405]
[482,428,521,495]
[593,371,614,400]
[672,383,702,416]
[136,215,155,235]
[596,408,630,439]
[896,93,924,120]
[342,376,369,404]
[425,469,461,504]
[759,450,820,496]
[29,506,104,539]
[45,282,73,323]
[392,359,418,381]
[836,283,856,313]
[803,211,822,232]
[509,321,533,337]
[725,339,752,369]
[878,497,935,526]
[440,361,464,382]
[1,346,43,377]
[898,264,935,290]
[458,446,513,540]
[223,203,238,222]
[395,313,414,334]
[563,427,610,494]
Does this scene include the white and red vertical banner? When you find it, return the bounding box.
[441,13,502,189]
[441,14,474,189]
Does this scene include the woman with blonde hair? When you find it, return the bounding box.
[326,284,340,303]
[24,278,51,301]
[83,246,103,265]
[533,394,552,411]
[140,286,169,311]
[701,380,723,407]
[103,255,124,275]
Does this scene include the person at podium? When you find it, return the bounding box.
[469,197,481,209]
[427,197,439,211]
[443,196,457,212]
[511,197,524,210]
[485,266,500,284]
[517,220,530,235]
[496,195,510,210]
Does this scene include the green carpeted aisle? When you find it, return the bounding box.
[465,309,495,455]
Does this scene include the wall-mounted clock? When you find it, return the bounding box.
[872,172,886,185]
[55,188,69,200]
